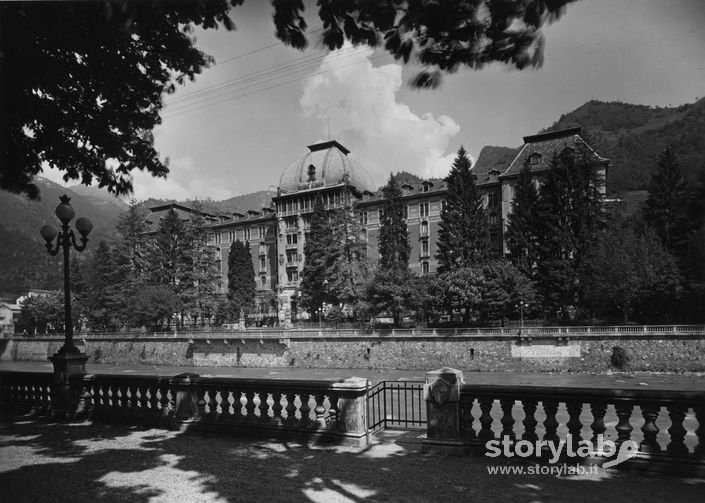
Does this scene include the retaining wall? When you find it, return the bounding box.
[2,332,704,372]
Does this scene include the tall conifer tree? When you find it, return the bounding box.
[227,240,256,317]
[436,146,488,272]
[300,195,337,313]
[506,161,540,276]
[378,174,410,270]
[644,147,691,256]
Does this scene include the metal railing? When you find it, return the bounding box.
[367,381,426,433]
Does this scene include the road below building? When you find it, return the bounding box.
[1,360,703,391]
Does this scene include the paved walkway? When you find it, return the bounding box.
[1,418,703,503]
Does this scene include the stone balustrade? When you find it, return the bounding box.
[424,368,705,473]
[0,370,370,447]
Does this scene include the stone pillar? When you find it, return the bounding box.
[331,377,369,447]
[170,373,201,431]
[423,367,464,455]
[49,352,88,419]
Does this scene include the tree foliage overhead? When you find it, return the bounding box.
[2,0,577,200]
[277,0,578,88]
[1,1,242,199]
[436,146,488,272]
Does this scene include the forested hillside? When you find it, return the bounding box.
[543,98,705,194]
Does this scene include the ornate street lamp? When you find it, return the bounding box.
[40,194,92,417]
[517,300,529,329]
[40,195,93,354]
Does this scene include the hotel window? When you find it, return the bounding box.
[259,257,266,272]
[404,205,408,219]
[420,221,429,237]
[441,200,447,212]
[360,211,368,225]
[489,212,499,226]
[419,202,429,218]
[286,233,298,246]
[487,192,498,209]
[421,240,429,256]
[260,275,267,288]
[378,209,383,221]
[245,228,251,241]
[259,225,266,239]
[287,270,299,282]
[422,261,429,275]
[530,153,542,165]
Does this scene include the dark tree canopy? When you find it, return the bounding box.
[505,160,540,276]
[300,195,337,313]
[436,146,488,272]
[0,0,240,199]
[1,0,576,199]
[378,174,410,270]
[277,0,578,88]
[227,239,256,316]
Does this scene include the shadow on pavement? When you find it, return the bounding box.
[1,419,704,503]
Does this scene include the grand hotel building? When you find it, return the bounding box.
[148,127,608,326]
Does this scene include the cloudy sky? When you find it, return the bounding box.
[44,0,705,201]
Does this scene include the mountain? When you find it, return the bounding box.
[0,178,127,298]
[542,98,705,194]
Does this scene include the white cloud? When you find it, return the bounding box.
[127,157,234,202]
[40,157,233,202]
[300,45,461,185]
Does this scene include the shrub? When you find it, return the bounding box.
[610,346,630,371]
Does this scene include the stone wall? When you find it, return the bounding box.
[3,334,704,373]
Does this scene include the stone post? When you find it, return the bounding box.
[331,377,369,447]
[423,367,464,455]
[170,373,201,431]
[49,352,88,419]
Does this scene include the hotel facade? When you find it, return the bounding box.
[148,127,608,326]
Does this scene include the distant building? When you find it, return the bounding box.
[0,301,20,336]
[147,128,608,326]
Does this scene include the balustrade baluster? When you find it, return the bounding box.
[220,391,233,419]
[590,402,607,442]
[271,392,283,425]
[566,401,583,451]
[313,394,327,428]
[522,400,539,443]
[327,393,339,428]
[615,403,634,448]
[461,398,476,440]
[285,393,297,425]
[232,391,244,420]
[542,401,560,454]
[244,391,256,422]
[500,399,515,440]
[695,406,705,460]
[478,397,494,441]
[299,393,311,427]
[258,391,271,423]
[666,404,688,458]
[206,388,218,419]
[159,386,170,417]
[640,404,661,454]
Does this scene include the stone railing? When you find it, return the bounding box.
[0,371,370,447]
[424,368,705,473]
[13,324,705,340]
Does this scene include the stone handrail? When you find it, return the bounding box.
[0,370,370,447]
[424,368,705,473]
[12,324,705,340]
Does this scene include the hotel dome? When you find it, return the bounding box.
[278,140,376,194]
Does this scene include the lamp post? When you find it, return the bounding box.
[40,194,92,416]
[518,300,529,329]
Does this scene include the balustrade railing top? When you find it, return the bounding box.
[14,325,705,340]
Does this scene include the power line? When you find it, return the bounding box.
[167,45,365,109]
[163,53,386,119]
